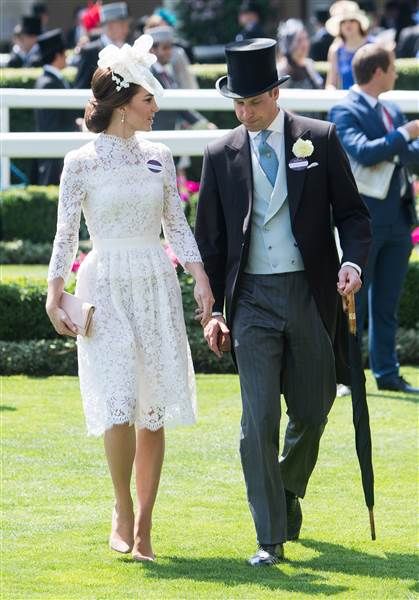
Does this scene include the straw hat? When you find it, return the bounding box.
[326,2,370,37]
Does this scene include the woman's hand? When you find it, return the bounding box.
[46,304,78,337]
[193,275,214,326]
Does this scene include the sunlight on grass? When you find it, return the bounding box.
[2,371,418,599]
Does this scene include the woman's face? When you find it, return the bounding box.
[292,30,310,60]
[340,19,362,39]
[124,86,159,132]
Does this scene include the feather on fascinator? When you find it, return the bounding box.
[97,34,164,97]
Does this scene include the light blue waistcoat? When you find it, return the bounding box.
[245,140,305,274]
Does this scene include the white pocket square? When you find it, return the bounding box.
[307,162,319,170]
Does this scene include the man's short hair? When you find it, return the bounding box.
[352,43,392,85]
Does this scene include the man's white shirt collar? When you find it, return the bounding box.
[248,108,284,140]
[351,84,378,109]
[44,64,64,80]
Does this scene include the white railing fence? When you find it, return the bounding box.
[1,88,418,188]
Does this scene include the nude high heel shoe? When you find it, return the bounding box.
[109,506,134,554]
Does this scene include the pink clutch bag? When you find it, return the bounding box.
[60,291,95,336]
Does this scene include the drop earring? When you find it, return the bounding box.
[121,110,126,124]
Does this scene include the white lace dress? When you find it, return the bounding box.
[48,133,202,436]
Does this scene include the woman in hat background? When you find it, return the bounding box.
[46,34,214,562]
[325,1,371,89]
[277,19,324,119]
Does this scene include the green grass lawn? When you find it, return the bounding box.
[2,370,418,599]
[1,264,49,281]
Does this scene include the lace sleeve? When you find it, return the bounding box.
[47,152,86,283]
[160,144,202,268]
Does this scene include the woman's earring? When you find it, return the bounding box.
[121,111,126,124]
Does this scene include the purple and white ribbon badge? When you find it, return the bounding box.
[146,159,163,173]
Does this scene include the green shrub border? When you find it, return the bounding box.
[0,267,417,374]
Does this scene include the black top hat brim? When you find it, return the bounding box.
[216,74,290,99]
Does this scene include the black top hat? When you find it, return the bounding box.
[38,29,65,62]
[216,38,289,99]
[21,15,42,36]
[33,2,48,17]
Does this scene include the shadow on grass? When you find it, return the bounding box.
[119,555,347,596]
[118,539,417,595]
[0,405,17,412]
[368,392,418,404]
[295,539,417,583]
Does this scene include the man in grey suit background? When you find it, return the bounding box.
[195,39,371,566]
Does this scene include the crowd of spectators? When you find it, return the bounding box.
[6,1,419,76]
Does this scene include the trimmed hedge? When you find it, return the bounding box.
[2,59,418,91]
[0,273,235,374]
[0,266,417,374]
[1,186,88,243]
[398,260,419,328]
[0,239,91,264]
[2,326,418,376]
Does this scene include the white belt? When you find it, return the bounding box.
[91,236,160,251]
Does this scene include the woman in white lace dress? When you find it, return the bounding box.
[46,36,214,561]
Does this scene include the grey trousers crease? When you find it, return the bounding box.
[232,272,336,545]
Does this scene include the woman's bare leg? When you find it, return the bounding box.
[104,423,136,551]
[132,427,165,560]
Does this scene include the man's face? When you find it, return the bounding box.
[238,11,259,27]
[106,19,130,44]
[379,53,397,92]
[20,33,37,52]
[152,42,172,65]
[233,88,279,131]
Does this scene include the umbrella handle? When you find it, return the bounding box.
[369,508,376,540]
[342,291,357,335]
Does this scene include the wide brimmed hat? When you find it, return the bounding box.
[216,38,289,99]
[326,5,370,37]
[38,28,65,61]
[100,2,129,24]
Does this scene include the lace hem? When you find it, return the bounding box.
[86,411,197,437]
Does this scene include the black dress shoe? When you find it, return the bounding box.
[248,544,284,566]
[285,490,302,541]
[377,375,419,394]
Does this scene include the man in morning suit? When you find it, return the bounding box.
[34,29,78,185]
[194,39,372,565]
[329,43,419,394]
[7,16,42,68]
[74,2,130,89]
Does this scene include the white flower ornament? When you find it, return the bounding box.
[292,138,314,159]
[97,34,164,97]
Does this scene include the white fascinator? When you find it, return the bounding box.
[97,34,164,97]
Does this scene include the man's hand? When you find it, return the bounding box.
[404,119,419,139]
[337,265,362,296]
[203,316,230,358]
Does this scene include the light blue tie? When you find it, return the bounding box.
[258,130,279,188]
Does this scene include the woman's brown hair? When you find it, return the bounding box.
[84,68,140,133]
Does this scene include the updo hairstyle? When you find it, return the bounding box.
[84,67,140,133]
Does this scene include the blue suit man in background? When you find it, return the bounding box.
[329,43,419,394]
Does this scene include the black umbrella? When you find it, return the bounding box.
[344,292,376,540]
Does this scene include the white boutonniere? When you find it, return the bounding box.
[292,138,314,158]
[289,137,316,171]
